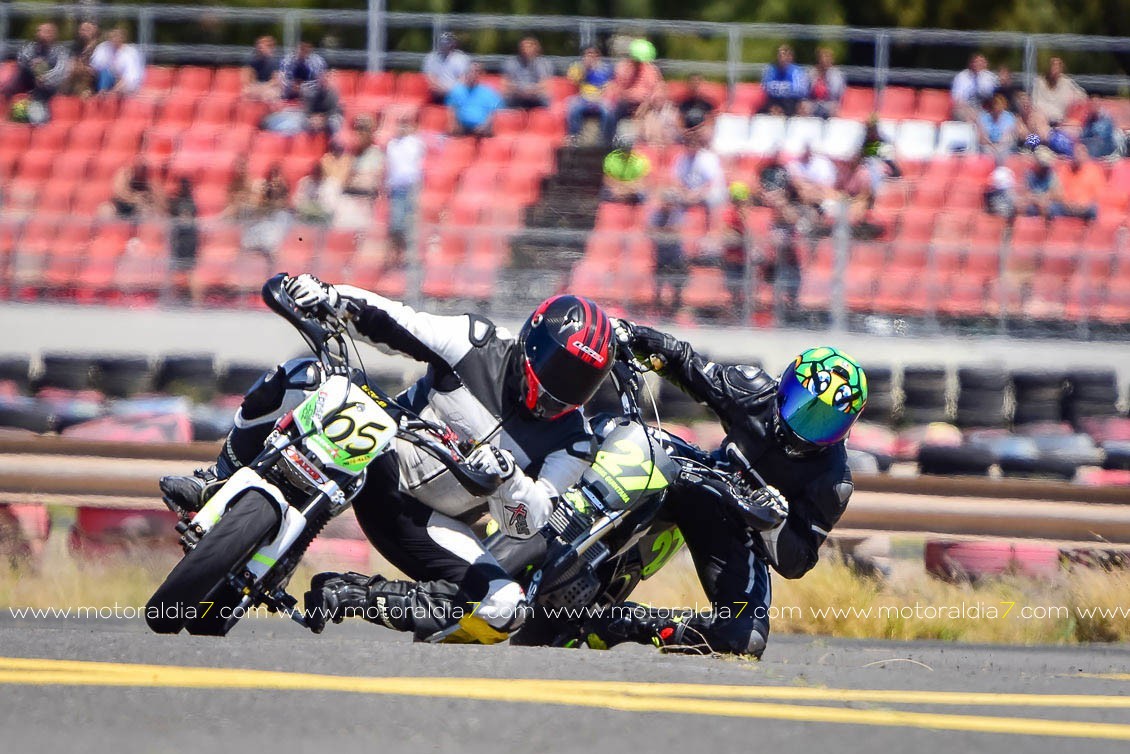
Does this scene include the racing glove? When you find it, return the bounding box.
[469,444,554,540]
[285,273,342,312]
[467,444,517,482]
[738,484,789,532]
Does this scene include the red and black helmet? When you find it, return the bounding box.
[518,295,615,420]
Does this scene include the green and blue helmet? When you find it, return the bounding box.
[775,346,868,455]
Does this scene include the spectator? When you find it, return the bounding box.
[223,158,256,222]
[503,36,552,110]
[601,135,651,205]
[91,27,144,96]
[1055,142,1103,221]
[1022,146,1063,219]
[423,32,470,105]
[860,117,901,187]
[720,181,752,312]
[303,72,343,136]
[994,65,1022,113]
[337,122,384,229]
[280,40,327,102]
[760,45,808,117]
[650,189,686,318]
[446,63,503,137]
[1080,96,1122,159]
[759,187,803,315]
[983,165,1017,219]
[677,74,717,133]
[167,176,199,302]
[979,94,1021,159]
[950,53,996,122]
[242,163,291,260]
[384,116,425,269]
[243,35,281,103]
[671,129,726,220]
[104,159,162,220]
[294,162,339,224]
[3,23,69,106]
[803,47,845,119]
[566,46,615,144]
[607,39,665,138]
[1032,57,1086,125]
[65,21,99,97]
[758,154,792,197]
[787,144,838,211]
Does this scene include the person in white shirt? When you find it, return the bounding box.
[384,116,426,268]
[91,27,144,95]
[671,130,726,221]
[787,143,838,210]
[950,53,996,122]
[422,33,470,105]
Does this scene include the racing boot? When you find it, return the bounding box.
[159,464,225,515]
[580,603,767,657]
[304,573,473,641]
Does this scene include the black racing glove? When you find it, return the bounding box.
[626,324,685,372]
[734,484,789,532]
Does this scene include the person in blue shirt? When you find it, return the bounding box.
[566,46,616,143]
[978,94,1020,159]
[760,45,809,117]
[446,62,504,136]
[1081,96,1122,159]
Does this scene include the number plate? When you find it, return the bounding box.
[293,375,397,474]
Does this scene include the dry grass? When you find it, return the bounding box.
[3,542,1128,644]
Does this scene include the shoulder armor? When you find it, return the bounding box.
[467,314,496,347]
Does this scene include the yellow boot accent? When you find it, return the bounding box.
[440,614,509,645]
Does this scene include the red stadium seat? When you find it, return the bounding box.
[394,72,429,100]
[158,96,199,127]
[175,66,213,92]
[68,121,107,151]
[915,89,952,123]
[195,97,235,126]
[16,150,56,181]
[878,87,916,120]
[52,150,94,182]
[359,72,395,97]
[418,105,449,133]
[118,98,158,125]
[212,67,243,94]
[0,123,32,153]
[102,123,145,153]
[142,66,176,94]
[49,96,83,124]
[839,87,876,120]
[492,110,527,136]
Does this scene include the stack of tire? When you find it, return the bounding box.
[861,365,895,425]
[0,356,48,433]
[95,355,154,398]
[1063,369,1119,426]
[900,366,950,425]
[37,353,97,391]
[954,367,1010,428]
[1011,370,1066,426]
[156,355,217,402]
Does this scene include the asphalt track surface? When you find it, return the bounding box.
[1,616,1129,753]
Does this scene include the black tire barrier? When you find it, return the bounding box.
[903,405,952,425]
[917,444,993,476]
[156,354,217,400]
[218,362,273,396]
[0,402,57,433]
[37,354,96,391]
[1103,441,1130,471]
[955,388,1009,428]
[998,455,1078,481]
[863,365,896,424]
[1013,402,1064,426]
[0,357,31,392]
[903,366,948,397]
[1012,370,1068,392]
[94,355,154,398]
[957,366,1010,392]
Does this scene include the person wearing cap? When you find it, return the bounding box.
[607,38,665,137]
[1022,146,1063,219]
[760,44,808,117]
[503,35,553,109]
[423,32,470,105]
[983,165,1017,219]
[601,135,651,204]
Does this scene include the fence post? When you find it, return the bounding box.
[727,26,741,91]
[874,30,891,99]
[283,11,299,52]
[830,198,850,332]
[1023,35,1037,92]
[579,19,594,52]
[0,5,9,62]
[367,0,385,72]
[137,8,152,63]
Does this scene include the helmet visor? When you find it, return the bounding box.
[524,359,579,420]
[525,337,608,407]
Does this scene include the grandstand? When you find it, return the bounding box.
[0,11,1127,337]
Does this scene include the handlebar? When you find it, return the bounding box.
[263,273,354,372]
[396,429,503,497]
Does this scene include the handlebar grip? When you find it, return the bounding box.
[448,463,503,497]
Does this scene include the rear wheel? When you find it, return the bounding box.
[146,490,280,635]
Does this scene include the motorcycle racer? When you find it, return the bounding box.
[161,276,615,642]
[581,323,867,657]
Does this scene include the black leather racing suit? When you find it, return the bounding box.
[594,325,854,656]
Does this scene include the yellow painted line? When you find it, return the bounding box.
[1072,673,1130,682]
[2,657,1127,710]
[1,657,1129,742]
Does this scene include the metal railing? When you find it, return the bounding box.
[1,4,1128,94]
[0,207,1126,339]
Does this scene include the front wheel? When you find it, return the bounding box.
[146,490,281,635]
